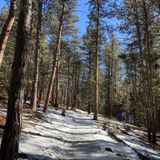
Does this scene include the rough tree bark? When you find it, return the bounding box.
[0,0,17,66]
[0,0,32,159]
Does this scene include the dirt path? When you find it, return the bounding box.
[61,111,140,160]
[20,109,139,160]
[57,111,120,160]
[0,108,140,160]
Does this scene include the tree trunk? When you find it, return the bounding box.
[110,38,114,118]
[31,0,42,112]
[38,87,43,104]
[130,47,138,125]
[51,80,56,106]
[66,54,70,110]
[43,1,65,113]
[93,1,100,120]
[108,55,111,117]
[142,0,157,144]
[134,0,152,142]
[61,86,64,106]
[54,62,59,108]
[75,61,80,110]
[88,51,92,114]
[0,0,32,159]
[0,0,17,66]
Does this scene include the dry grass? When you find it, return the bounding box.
[0,114,6,126]
[0,113,27,129]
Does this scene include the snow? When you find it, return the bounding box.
[19,109,140,160]
[99,117,160,160]
[0,108,160,160]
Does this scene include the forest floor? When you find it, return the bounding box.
[0,106,160,160]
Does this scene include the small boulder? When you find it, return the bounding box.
[61,109,66,117]
[105,147,113,152]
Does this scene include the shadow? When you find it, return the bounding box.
[24,112,53,124]
[19,153,55,160]
[50,139,124,160]
[22,130,63,142]
[0,128,3,136]
[0,128,3,144]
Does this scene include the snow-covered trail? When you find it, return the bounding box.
[19,108,140,160]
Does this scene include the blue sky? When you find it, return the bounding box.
[0,0,123,40]
[0,0,89,36]
[76,0,89,36]
[0,0,6,8]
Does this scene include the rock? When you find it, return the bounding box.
[105,147,113,152]
[61,109,66,117]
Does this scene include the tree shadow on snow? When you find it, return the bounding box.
[19,153,55,160]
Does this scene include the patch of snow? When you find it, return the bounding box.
[0,107,159,159]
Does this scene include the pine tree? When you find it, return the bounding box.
[0,0,32,159]
[87,0,107,120]
[0,0,16,66]
[117,0,160,144]
[104,34,119,118]
[43,0,66,113]
[43,0,78,112]
[30,0,43,112]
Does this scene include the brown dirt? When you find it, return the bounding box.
[0,114,6,126]
[0,114,28,129]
